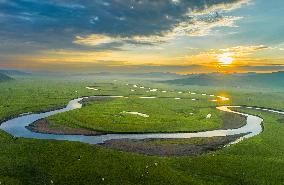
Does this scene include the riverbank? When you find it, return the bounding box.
[26,119,105,136]
[26,111,246,137]
[100,134,246,156]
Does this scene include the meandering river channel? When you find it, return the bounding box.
[0,95,270,146]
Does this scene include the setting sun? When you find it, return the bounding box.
[218,53,234,66]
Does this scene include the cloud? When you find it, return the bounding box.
[269,43,284,51]
[180,45,269,67]
[74,35,114,46]
[236,65,284,72]
[172,15,243,37]
[74,14,244,47]
[72,0,248,46]
[0,0,250,50]
[3,55,284,74]
[190,0,251,14]
[220,45,269,54]
[32,49,114,63]
[73,34,168,47]
[202,45,269,58]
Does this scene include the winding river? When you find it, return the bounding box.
[0,95,268,146]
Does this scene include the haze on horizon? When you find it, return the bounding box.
[0,0,283,74]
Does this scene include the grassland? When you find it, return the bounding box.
[0,110,283,184]
[47,97,224,133]
[44,80,284,134]
[0,79,131,123]
[0,78,283,184]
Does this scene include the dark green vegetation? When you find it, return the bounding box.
[0,73,13,82]
[166,71,284,90]
[0,79,134,123]
[0,79,88,122]
[0,130,191,185]
[0,76,284,184]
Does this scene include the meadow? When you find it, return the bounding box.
[47,97,224,133]
[0,77,283,184]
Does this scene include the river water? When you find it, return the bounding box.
[0,96,264,145]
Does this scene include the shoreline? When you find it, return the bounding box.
[100,134,247,156]
[0,95,265,157]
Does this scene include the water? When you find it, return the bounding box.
[0,96,266,145]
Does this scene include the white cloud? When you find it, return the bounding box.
[269,43,284,51]
[220,45,269,54]
[73,34,169,46]
[172,16,243,37]
[189,0,251,15]
[74,35,115,46]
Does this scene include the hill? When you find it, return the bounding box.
[0,69,30,76]
[69,72,186,81]
[165,71,284,90]
[0,73,13,82]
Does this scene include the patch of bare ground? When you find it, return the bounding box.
[100,134,246,156]
[26,96,112,136]
[221,112,247,129]
[277,116,284,124]
[78,96,113,105]
[26,119,105,136]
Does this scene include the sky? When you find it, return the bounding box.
[0,0,283,73]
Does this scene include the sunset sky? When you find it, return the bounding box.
[0,0,283,73]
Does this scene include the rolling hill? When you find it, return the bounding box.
[0,69,30,76]
[165,71,284,90]
[68,72,186,81]
[0,73,13,82]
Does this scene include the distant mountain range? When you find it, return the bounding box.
[0,73,13,82]
[71,72,186,81]
[165,71,284,90]
[0,69,30,76]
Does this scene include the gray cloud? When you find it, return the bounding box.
[0,0,249,53]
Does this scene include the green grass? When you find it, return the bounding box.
[0,79,88,122]
[169,110,284,185]
[0,105,283,185]
[0,79,140,122]
[0,131,194,185]
[0,78,283,184]
[48,97,223,133]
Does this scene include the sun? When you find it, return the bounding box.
[218,53,234,66]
